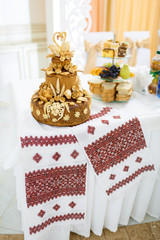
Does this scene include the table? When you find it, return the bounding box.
[4,74,160,240]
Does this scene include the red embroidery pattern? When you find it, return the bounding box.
[84,118,147,175]
[106,165,155,196]
[25,164,87,208]
[109,174,116,180]
[38,210,45,218]
[29,212,85,235]
[53,204,60,211]
[123,166,129,172]
[33,153,42,163]
[88,126,95,135]
[70,150,79,159]
[52,152,61,161]
[69,201,76,208]
[101,120,109,125]
[20,135,78,148]
[113,116,121,119]
[136,157,143,163]
[87,107,112,122]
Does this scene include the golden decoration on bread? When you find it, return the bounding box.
[42,32,77,75]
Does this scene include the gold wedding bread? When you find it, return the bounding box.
[31,32,91,126]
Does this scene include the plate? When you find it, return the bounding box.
[97,54,131,60]
[91,92,135,103]
[93,75,133,82]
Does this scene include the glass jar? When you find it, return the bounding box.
[148,51,160,94]
[151,51,160,71]
[156,74,160,98]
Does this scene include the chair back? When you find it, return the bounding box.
[124,31,150,67]
[83,32,114,72]
[83,32,113,45]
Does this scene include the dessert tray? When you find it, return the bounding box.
[88,33,134,103]
[97,54,131,60]
[93,75,132,82]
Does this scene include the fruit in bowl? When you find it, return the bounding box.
[99,65,120,79]
[90,64,133,80]
[90,66,106,76]
[120,64,130,79]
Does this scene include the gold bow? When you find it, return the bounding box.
[125,37,150,66]
[84,40,104,74]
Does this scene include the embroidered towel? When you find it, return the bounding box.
[19,118,88,240]
[72,104,155,198]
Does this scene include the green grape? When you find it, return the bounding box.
[115,63,120,68]
[103,62,112,68]
[107,63,112,68]
[103,63,111,68]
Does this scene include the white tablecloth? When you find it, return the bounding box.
[3,74,160,240]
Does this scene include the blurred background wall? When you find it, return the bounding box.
[90,0,160,61]
[0,0,47,87]
[0,0,160,87]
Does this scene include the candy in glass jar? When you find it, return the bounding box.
[148,51,160,94]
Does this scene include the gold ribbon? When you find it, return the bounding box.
[84,40,104,74]
[125,37,150,66]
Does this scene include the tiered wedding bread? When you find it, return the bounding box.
[31,32,91,126]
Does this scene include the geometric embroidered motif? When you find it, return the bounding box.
[29,213,85,235]
[20,135,78,148]
[52,152,61,161]
[53,204,60,211]
[87,107,112,122]
[101,120,109,125]
[71,150,79,159]
[109,174,116,180]
[87,126,95,135]
[84,118,147,175]
[33,153,42,163]
[136,157,143,163]
[38,210,45,218]
[69,201,76,208]
[25,164,87,208]
[106,164,155,196]
[123,166,129,172]
[113,115,121,119]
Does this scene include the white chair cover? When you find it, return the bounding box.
[124,31,150,67]
[83,31,113,67]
